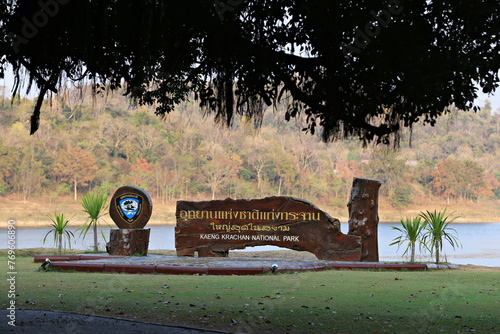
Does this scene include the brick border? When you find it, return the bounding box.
[34,255,123,262]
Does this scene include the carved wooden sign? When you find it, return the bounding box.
[175,196,363,261]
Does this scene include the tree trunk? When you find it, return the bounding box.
[348,177,381,262]
[435,239,440,264]
[93,220,98,252]
[106,229,150,256]
[58,234,62,255]
[74,179,78,201]
[411,242,415,263]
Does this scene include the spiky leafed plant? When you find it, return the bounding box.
[420,209,461,264]
[390,216,427,263]
[78,193,109,252]
[43,212,75,255]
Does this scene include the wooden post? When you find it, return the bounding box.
[347,178,381,262]
[106,229,150,256]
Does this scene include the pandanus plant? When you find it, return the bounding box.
[43,212,75,255]
[390,216,427,263]
[77,193,109,252]
[420,208,461,264]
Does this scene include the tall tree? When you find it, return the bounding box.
[271,150,297,196]
[246,140,271,195]
[366,149,409,196]
[53,147,98,200]
[202,152,242,200]
[431,159,493,202]
[0,142,20,194]
[1,1,498,143]
[131,157,155,190]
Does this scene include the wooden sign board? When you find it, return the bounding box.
[175,196,363,261]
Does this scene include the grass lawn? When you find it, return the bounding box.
[1,251,499,333]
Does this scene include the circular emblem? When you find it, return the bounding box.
[109,186,152,229]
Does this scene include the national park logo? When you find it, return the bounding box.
[116,194,143,224]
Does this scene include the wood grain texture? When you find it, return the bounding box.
[175,196,362,261]
[348,178,381,262]
[106,228,151,256]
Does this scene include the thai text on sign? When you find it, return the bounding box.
[178,209,321,222]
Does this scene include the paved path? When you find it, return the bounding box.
[0,310,233,334]
[36,253,326,267]
[34,253,456,274]
[60,253,329,267]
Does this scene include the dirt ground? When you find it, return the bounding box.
[0,309,230,334]
[1,195,499,227]
[454,264,500,272]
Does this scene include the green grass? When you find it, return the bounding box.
[1,255,498,333]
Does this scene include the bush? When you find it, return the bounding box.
[390,186,412,208]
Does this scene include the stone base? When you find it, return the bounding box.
[106,228,150,256]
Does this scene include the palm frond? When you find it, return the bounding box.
[78,192,109,251]
[390,216,426,261]
[42,212,75,254]
[419,208,461,263]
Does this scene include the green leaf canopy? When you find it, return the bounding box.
[1,0,498,143]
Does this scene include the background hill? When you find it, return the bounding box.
[1,88,499,225]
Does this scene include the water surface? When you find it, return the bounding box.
[3,223,499,267]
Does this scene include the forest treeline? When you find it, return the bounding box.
[0,86,499,209]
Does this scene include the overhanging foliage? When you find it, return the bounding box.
[1,0,498,143]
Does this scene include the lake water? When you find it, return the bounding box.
[3,223,499,267]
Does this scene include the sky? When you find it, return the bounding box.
[474,90,500,114]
